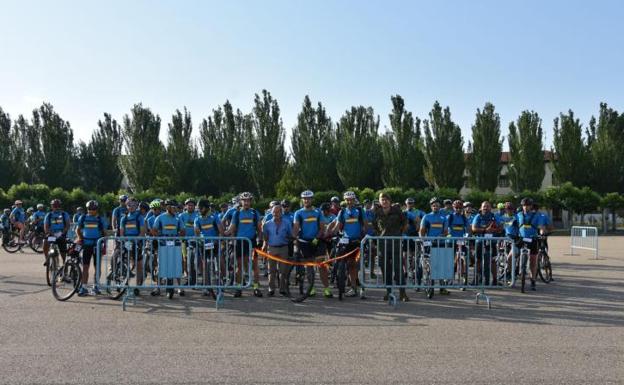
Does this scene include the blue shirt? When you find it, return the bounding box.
[179,210,199,237]
[421,211,447,237]
[77,214,105,246]
[500,213,519,237]
[472,212,500,236]
[263,218,293,247]
[447,212,469,237]
[31,210,46,228]
[1,214,9,228]
[194,213,220,237]
[538,212,551,228]
[321,213,336,225]
[294,208,322,240]
[120,211,144,236]
[404,209,420,235]
[153,212,182,236]
[72,213,83,223]
[112,206,128,229]
[221,207,238,225]
[232,208,259,240]
[10,207,25,223]
[517,211,542,238]
[338,207,365,240]
[44,210,70,234]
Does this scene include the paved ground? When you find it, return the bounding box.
[0,236,622,384]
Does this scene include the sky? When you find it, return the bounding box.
[1,0,623,150]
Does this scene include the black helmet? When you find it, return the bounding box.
[86,200,99,210]
[164,199,177,207]
[405,197,415,204]
[280,200,290,208]
[320,202,331,211]
[330,196,340,203]
[520,197,534,206]
[198,199,211,209]
[50,199,62,208]
[139,201,150,211]
[443,199,452,205]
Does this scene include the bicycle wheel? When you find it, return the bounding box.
[29,235,44,253]
[107,254,129,300]
[336,260,347,301]
[423,258,434,299]
[46,255,58,287]
[2,231,20,253]
[52,261,81,301]
[538,253,552,283]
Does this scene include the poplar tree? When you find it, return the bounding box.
[552,109,591,187]
[508,111,545,192]
[466,102,503,191]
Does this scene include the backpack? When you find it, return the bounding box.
[447,212,467,232]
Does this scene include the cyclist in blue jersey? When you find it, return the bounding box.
[73,207,84,224]
[76,200,106,296]
[280,200,295,225]
[331,191,368,299]
[43,199,71,265]
[517,198,545,291]
[226,192,262,298]
[447,200,471,286]
[120,198,146,294]
[1,209,10,241]
[179,198,199,281]
[440,199,453,216]
[293,190,331,298]
[217,203,228,223]
[111,195,128,236]
[420,197,450,294]
[31,204,47,234]
[471,201,502,286]
[138,202,150,220]
[194,199,223,297]
[221,196,239,228]
[152,199,184,299]
[10,200,26,244]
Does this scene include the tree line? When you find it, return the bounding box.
[0,91,623,198]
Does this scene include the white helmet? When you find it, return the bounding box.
[343,191,356,200]
[300,190,314,198]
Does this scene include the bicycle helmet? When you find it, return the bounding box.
[76,207,84,212]
[86,200,99,210]
[331,196,340,203]
[119,194,128,202]
[184,198,196,205]
[520,197,533,206]
[198,199,211,209]
[320,202,331,211]
[429,197,441,205]
[50,199,61,208]
[496,202,505,210]
[14,200,23,205]
[3,208,10,215]
[463,201,473,208]
[164,199,177,207]
[443,199,452,205]
[280,200,290,208]
[239,192,253,200]
[453,200,463,208]
[300,190,314,198]
[269,200,280,208]
[36,203,44,210]
[139,201,150,211]
[405,197,415,204]
[343,191,356,200]
[149,200,161,209]
[26,207,34,213]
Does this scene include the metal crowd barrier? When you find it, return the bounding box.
[95,236,253,310]
[570,226,599,259]
[359,236,517,308]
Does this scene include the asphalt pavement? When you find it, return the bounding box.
[0,236,622,384]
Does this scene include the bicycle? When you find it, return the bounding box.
[143,240,158,284]
[495,239,513,286]
[45,234,64,286]
[419,241,434,299]
[289,239,316,303]
[537,236,552,283]
[2,223,23,254]
[26,226,45,254]
[517,237,533,294]
[106,240,131,300]
[51,241,82,301]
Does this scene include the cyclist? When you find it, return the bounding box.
[111,195,128,236]
[1,209,10,242]
[281,200,295,225]
[226,192,262,298]
[31,204,47,235]
[500,202,520,282]
[332,191,368,299]
[179,198,199,282]
[262,203,293,296]
[220,196,240,228]
[119,198,146,295]
[138,201,150,220]
[292,190,331,298]
[76,200,106,296]
[217,203,229,223]
[194,199,223,297]
[329,196,341,216]
[420,197,450,294]
[151,199,184,299]
[471,201,502,286]
[440,199,453,216]
[73,207,84,224]
[43,199,71,265]
[447,199,471,286]
[371,193,408,302]
[10,200,26,244]
[517,198,545,291]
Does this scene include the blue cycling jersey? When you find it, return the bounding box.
[195,213,220,237]
[447,212,469,237]
[421,211,447,237]
[294,208,322,240]
[179,210,199,237]
[44,210,70,234]
[120,211,144,236]
[153,212,182,236]
[10,207,25,223]
[517,211,542,238]
[338,207,365,240]
[78,214,105,246]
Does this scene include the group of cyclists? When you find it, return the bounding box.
[0,189,553,302]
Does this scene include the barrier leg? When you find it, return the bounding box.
[388,292,397,307]
[475,289,491,309]
[215,288,225,310]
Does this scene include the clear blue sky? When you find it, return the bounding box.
[1,0,623,149]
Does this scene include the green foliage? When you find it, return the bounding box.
[67,188,90,210]
[508,111,545,192]
[164,108,198,194]
[463,189,497,206]
[291,96,341,191]
[0,107,14,188]
[313,190,341,206]
[600,192,624,210]
[250,90,287,197]
[335,106,382,189]
[423,101,465,190]
[552,110,592,188]
[36,103,75,189]
[275,164,306,198]
[120,104,163,192]
[380,95,426,189]
[589,103,624,193]
[375,187,407,203]
[466,103,503,191]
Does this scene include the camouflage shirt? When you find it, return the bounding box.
[372,205,406,236]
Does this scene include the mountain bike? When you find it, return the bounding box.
[51,241,81,301]
[537,236,552,283]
